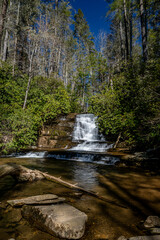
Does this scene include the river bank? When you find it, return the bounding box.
[1,145,159,173]
[0,114,159,239]
[107,146,160,172]
[0,155,160,240]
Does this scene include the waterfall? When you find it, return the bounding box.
[71,114,112,152]
[5,114,118,165]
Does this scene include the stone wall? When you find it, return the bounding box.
[38,113,77,149]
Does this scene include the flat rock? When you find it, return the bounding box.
[118,236,127,240]
[22,203,88,239]
[7,194,65,207]
[150,228,160,235]
[118,236,160,240]
[129,236,160,240]
[144,216,160,228]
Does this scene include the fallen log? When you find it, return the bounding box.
[42,172,127,209]
[0,163,127,209]
[0,163,44,182]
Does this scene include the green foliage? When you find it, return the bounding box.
[41,86,71,123]
[8,108,42,150]
[54,86,71,114]
[0,63,27,119]
[0,0,160,154]
[89,60,160,149]
[0,66,71,153]
[69,91,83,113]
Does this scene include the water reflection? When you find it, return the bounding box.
[72,162,98,190]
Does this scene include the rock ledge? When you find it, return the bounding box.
[22,203,88,239]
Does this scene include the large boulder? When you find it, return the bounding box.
[22,203,88,239]
[0,163,44,182]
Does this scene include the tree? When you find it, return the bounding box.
[139,0,148,62]
[73,8,95,109]
[123,0,129,60]
[23,29,38,110]
[0,0,9,56]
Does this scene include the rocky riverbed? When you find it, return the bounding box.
[107,146,160,171]
[0,154,160,240]
[5,194,87,239]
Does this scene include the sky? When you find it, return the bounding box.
[69,0,110,38]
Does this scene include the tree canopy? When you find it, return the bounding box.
[0,0,159,153]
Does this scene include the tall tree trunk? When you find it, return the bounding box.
[140,0,148,62]
[2,0,13,62]
[65,65,68,87]
[48,50,53,78]
[129,0,133,60]
[13,1,20,75]
[119,20,125,60]
[23,75,31,110]
[23,55,33,110]
[82,88,85,110]
[56,44,61,77]
[123,0,129,60]
[55,0,59,12]
[23,43,38,110]
[0,0,8,56]
[2,28,8,61]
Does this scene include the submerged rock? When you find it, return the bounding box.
[144,216,160,228]
[118,236,127,240]
[22,203,88,239]
[7,194,65,207]
[150,228,160,235]
[118,236,160,240]
[129,236,160,240]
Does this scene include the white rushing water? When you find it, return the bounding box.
[6,114,117,165]
[15,151,47,158]
[71,114,113,152]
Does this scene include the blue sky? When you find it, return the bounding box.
[70,0,110,38]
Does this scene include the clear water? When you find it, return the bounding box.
[0,156,160,240]
[11,150,119,166]
[0,114,160,240]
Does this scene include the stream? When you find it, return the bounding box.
[0,114,160,240]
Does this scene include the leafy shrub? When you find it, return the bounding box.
[0,67,71,153]
[89,60,160,149]
[7,109,42,150]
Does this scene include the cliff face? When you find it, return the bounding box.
[38,113,77,149]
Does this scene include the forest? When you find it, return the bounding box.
[0,0,160,153]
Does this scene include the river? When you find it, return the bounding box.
[0,114,160,240]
